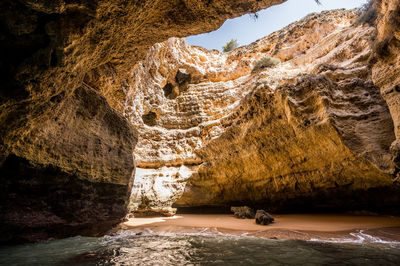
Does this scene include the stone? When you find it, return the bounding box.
[0,86,137,243]
[175,68,192,91]
[372,0,400,175]
[176,69,191,84]
[163,83,179,99]
[231,206,255,219]
[133,207,177,217]
[142,111,158,126]
[128,166,192,217]
[123,9,400,214]
[125,9,396,212]
[3,0,400,243]
[255,210,275,225]
[0,0,284,243]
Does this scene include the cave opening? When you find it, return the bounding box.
[186,0,368,51]
[128,0,377,219]
[4,1,400,262]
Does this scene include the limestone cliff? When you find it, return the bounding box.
[2,0,400,242]
[0,85,137,243]
[0,0,284,242]
[371,0,400,181]
[125,9,399,214]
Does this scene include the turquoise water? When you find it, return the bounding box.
[1,231,400,265]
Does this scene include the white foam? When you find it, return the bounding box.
[310,230,400,246]
[106,228,400,247]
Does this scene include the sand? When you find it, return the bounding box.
[121,214,400,241]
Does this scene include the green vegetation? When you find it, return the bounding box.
[252,56,281,72]
[222,39,239,52]
[355,0,377,26]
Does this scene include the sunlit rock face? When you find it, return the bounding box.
[0,0,285,242]
[124,38,260,215]
[126,9,399,213]
[129,166,194,216]
[372,0,400,180]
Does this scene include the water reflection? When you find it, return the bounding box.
[1,232,400,265]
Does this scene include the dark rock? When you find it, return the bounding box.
[175,69,191,85]
[0,154,130,244]
[255,210,274,225]
[0,86,137,244]
[230,206,255,219]
[163,83,179,99]
[175,69,191,91]
[142,111,158,126]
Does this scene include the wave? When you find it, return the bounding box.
[310,230,400,245]
[107,227,400,247]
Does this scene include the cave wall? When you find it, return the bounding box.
[0,0,286,242]
[0,85,137,243]
[176,75,397,212]
[123,9,400,214]
[2,0,400,241]
[372,0,400,180]
[0,0,286,110]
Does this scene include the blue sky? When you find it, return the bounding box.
[186,0,368,51]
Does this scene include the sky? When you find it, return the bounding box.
[186,0,368,51]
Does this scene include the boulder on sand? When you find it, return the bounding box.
[255,210,274,225]
[230,206,255,219]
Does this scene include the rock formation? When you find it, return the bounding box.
[0,0,285,242]
[125,9,399,214]
[255,210,274,225]
[0,85,137,243]
[231,206,256,219]
[2,0,400,242]
[371,0,400,181]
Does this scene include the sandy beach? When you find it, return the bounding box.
[121,214,400,241]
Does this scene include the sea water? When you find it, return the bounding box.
[1,230,400,265]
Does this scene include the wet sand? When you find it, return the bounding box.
[121,214,400,241]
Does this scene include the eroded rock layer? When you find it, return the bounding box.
[177,75,395,210]
[125,9,399,214]
[0,85,137,243]
[2,0,400,241]
[0,0,285,242]
[372,0,400,181]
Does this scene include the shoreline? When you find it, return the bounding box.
[120,214,400,242]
